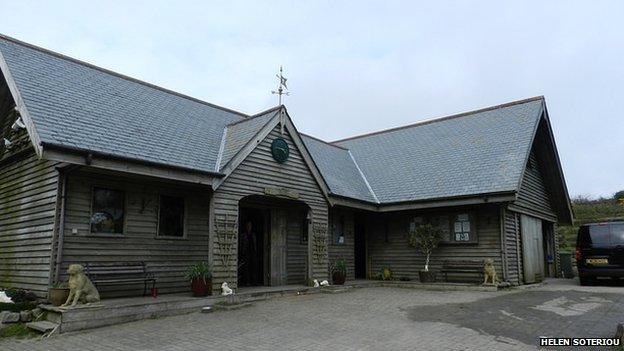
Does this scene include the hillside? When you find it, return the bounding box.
[557,194,624,251]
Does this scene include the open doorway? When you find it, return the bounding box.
[354,214,367,279]
[238,207,269,287]
[238,195,310,287]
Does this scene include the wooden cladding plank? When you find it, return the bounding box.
[0,151,59,297]
[60,169,211,297]
[328,208,356,280]
[366,205,503,280]
[213,126,328,290]
[503,209,520,285]
[514,150,556,219]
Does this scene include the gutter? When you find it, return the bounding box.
[41,142,226,178]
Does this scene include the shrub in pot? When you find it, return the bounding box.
[186,262,212,297]
[331,259,347,285]
[408,224,442,283]
[48,282,70,306]
[380,267,394,281]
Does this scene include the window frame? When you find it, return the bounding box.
[447,211,478,244]
[89,186,127,237]
[156,193,188,240]
[332,214,346,245]
[408,211,478,245]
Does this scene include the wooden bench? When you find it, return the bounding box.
[440,260,484,283]
[85,262,156,296]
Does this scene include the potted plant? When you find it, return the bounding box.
[380,267,394,281]
[186,262,212,297]
[48,282,70,306]
[408,224,442,283]
[331,259,347,285]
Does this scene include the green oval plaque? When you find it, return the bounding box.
[271,138,289,163]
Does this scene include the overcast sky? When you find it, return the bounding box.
[1,1,622,198]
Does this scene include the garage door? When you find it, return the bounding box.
[521,215,544,283]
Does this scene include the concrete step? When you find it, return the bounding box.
[44,310,63,324]
[26,320,59,334]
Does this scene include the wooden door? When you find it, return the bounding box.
[521,215,544,283]
[270,209,287,286]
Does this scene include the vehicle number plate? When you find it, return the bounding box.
[586,258,608,265]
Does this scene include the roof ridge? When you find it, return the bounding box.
[0,33,250,119]
[300,132,349,150]
[226,106,281,127]
[251,105,283,117]
[332,96,545,144]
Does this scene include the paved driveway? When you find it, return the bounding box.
[1,279,622,351]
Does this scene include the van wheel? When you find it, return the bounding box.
[579,277,594,286]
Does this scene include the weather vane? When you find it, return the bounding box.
[271,66,290,134]
[271,66,290,106]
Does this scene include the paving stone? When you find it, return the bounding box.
[1,280,622,351]
[25,321,58,333]
[0,311,20,323]
[19,311,32,322]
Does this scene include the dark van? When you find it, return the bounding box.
[576,221,624,285]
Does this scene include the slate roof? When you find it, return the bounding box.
[301,134,377,203]
[0,35,247,173]
[219,107,280,171]
[333,98,544,203]
[0,35,551,207]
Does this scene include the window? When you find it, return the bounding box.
[453,213,472,242]
[90,187,125,234]
[333,215,345,245]
[408,216,424,233]
[158,195,185,237]
[431,215,450,240]
[612,224,624,245]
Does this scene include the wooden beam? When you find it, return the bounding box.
[378,193,516,212]
[42,148,218,186]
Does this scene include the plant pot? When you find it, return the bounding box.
[190,278,212,297]
[332,271,346,285]
[418,270,436,283]
[48,287,70,306]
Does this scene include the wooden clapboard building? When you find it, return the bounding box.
[0,35,572,298]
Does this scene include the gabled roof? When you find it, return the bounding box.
[333,97,545,204]
[301,134,378,203]
[0,34,247,174]
[218,107,280,171]
[0,35,571,221]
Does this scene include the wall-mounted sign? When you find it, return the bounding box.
[271,138,289,163]
[264,187,299,199]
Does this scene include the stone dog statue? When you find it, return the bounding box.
[483,258,499,285]
[61,264,100,307]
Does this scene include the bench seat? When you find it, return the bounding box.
[85,262,156,296]
[440,260,484,283]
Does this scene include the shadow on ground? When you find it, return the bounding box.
[405,290,624,350]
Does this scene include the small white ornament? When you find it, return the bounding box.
[320,280,329,286]
[313,279,319,287]
[221,282,233,296]
[0,291,13,303]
